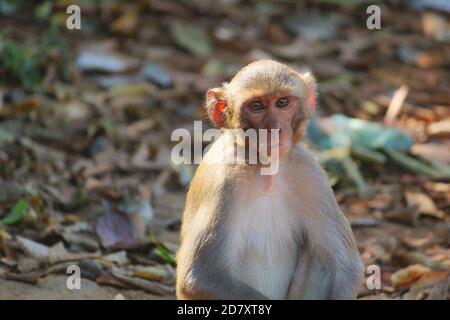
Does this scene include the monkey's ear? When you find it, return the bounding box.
[206,87,227,127]
[300,72,317,114]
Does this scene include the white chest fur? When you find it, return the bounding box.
[227,175,301,299]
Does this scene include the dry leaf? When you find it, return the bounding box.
[405,271,450,299]
[110,8,139,35]
[390,264,431,288]
[95,200,144,250]
[16,236,50,262]
[130,265,171,282]
[103,251,129,266]
[404,191,445,219]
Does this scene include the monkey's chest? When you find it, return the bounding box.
[227,192,300,299]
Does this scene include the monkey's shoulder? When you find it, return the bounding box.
[184,160,237,220]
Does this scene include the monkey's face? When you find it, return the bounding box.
[205,60,317,161]
[238,90,299,159]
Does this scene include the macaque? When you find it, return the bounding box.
[176,60,364,300]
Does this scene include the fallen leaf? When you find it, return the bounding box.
[401,233,435,250]
[77,50,139,73]
[48,242,69,264]
[0,200,30,225]
[422,12,450,41]
[110,7,139,35]
[61,232,99,251]
[428,119,450,137]
[411,142,450,164]
[405,191,445,219]
[130,265,171,282]
[141,63,173,88]
[119,197,154,240]
[390,264,431,288]
[95,200,144,250]
[405,271,450,299]
[16,236,50,262]
[103,251,129,266]
[395,251,448,270]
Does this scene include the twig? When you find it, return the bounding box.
[385,85,409,124]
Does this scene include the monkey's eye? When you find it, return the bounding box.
[249,101,265,112]
[276,97,290,108]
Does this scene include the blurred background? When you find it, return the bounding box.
[0,0,449,299]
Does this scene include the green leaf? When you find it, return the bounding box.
[0,200,30,225]
[149,233,176,265]
[155,244,176,266]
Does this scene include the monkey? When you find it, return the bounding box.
[176,60,364,300]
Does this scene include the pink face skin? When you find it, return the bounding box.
[240,91,299,159]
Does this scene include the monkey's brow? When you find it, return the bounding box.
[238,72,299,92]
[239,84,298,100]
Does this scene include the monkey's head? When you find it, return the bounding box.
[206,60,317,159]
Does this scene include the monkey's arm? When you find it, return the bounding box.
[177,216,269,300]
[178,270,269,300]
[286,209,363,300]
[176,163,269,300]
[178,250,269,300]
[314,210,364,299]
[326,212,364,300]
[287,147,364,300]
